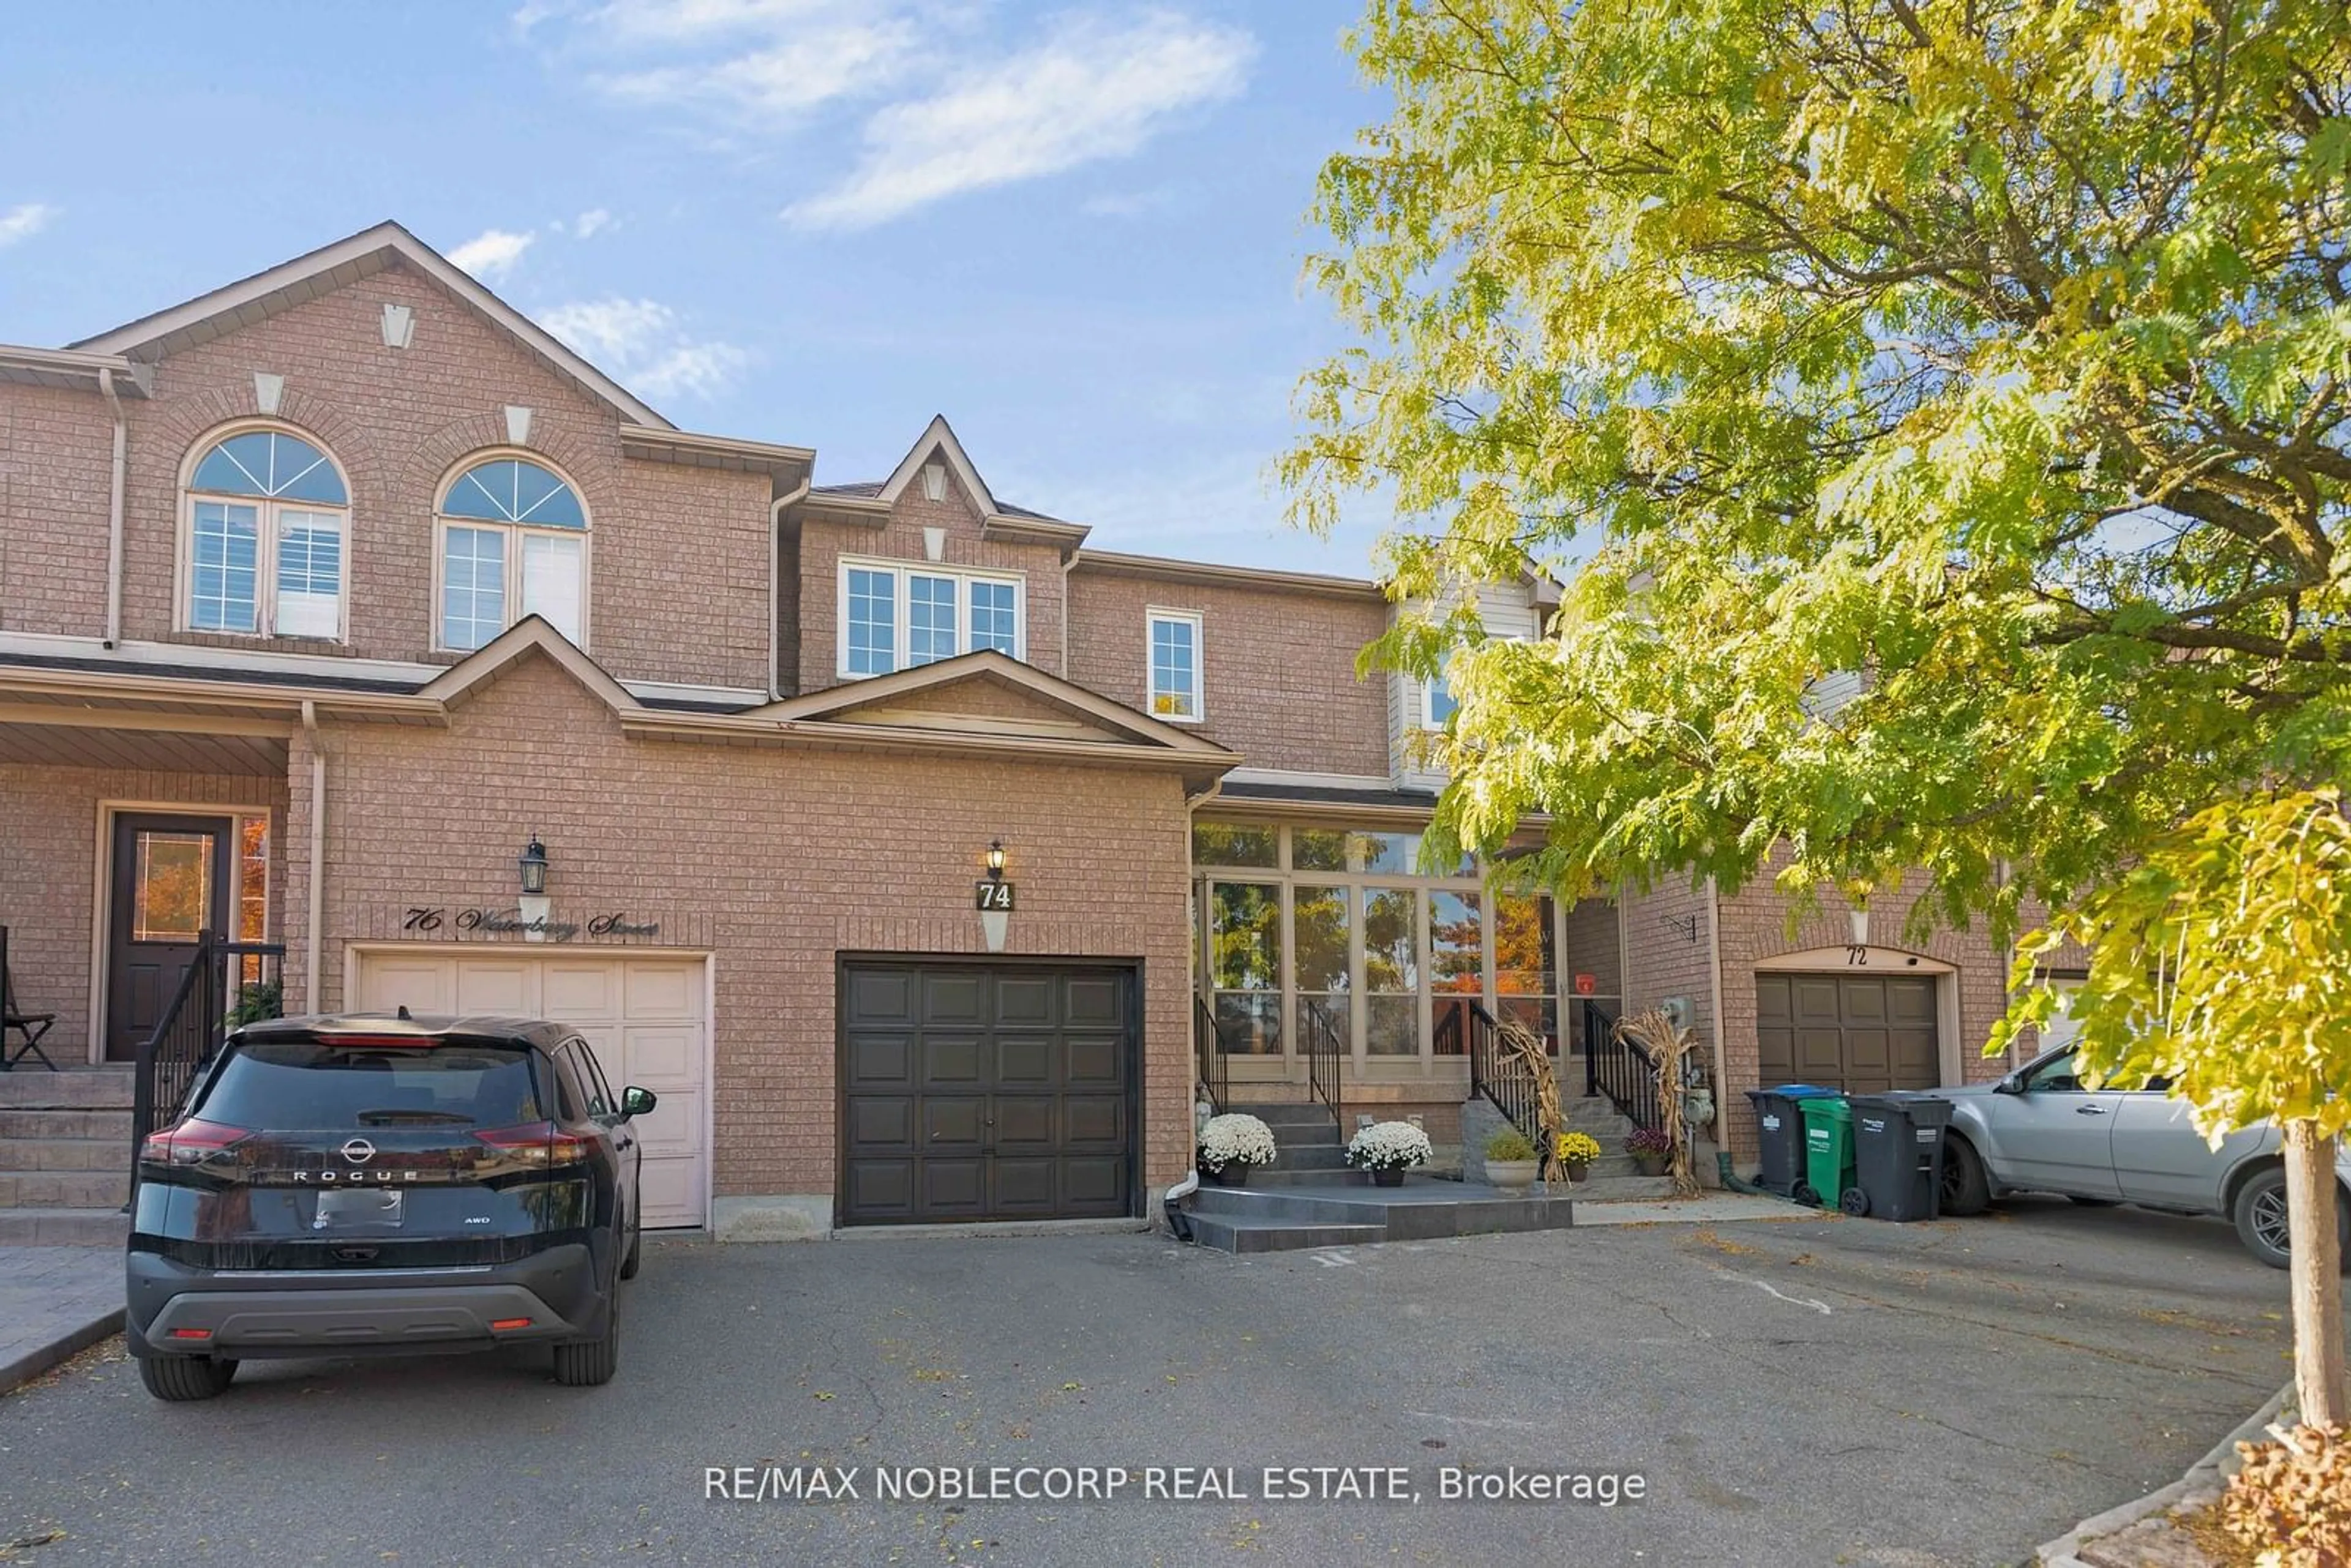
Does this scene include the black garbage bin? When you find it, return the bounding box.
[1745,1084,1835,1198]
[1845,1093,1954,1221]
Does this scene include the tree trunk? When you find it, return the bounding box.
[2283,1120,2349,1427]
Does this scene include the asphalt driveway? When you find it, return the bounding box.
[0,1199,2296,1567]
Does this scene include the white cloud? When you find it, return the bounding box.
[784,13,1254,231]
[577,0,845,43]
[593,14,919,122]
[539,295,748,401]
[0,201,58,249]
[448,228,536,278]
[572,207,614,238]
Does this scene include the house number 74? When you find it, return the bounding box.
[975,881,1016,912]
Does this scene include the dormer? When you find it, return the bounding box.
[1389,571,1561,791]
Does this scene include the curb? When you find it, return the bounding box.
[2034,1382,2294,1566]
[0,1305,126,1396]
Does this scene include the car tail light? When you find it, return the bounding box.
[490,1317,533,1331]
[170,1327,214,1341]
[473,1122,590,1168]
[140,1119,250,1167]
[310,1033,439,1049]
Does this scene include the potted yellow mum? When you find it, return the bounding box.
[1556,1131,1602,1184]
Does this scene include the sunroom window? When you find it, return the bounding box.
[182,429,350,639]
[437,456,588,651]
[837,559,1024,677]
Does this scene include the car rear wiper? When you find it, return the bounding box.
[352,1109,475,1125]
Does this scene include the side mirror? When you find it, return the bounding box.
[621,1085,658,1120]
[1993,1075,2022,1095]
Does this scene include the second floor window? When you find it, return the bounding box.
[838,559,1023,677]
[1425,672,1459,727]
[1148,609,1203,721]
[182,427,350,639]
[436,456,589,651]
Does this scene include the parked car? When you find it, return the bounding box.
[126,1013,653,1401]
[1938,1043,2350,1268]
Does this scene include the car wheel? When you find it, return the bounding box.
[552,1291,620,1387]
[619,1201,642,1282]
[139,1354,237,1402]
[2066,1196,2121,1207]
[1940,1135,1992,1217]
[2230,1167,2350,1271]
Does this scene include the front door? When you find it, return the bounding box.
[105,813,233,1062]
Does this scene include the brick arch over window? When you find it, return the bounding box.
[175,418,356,641]
[427,446,594,653]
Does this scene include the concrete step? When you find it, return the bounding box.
[1223,1103,1340,1131]
[1567,1176,1679,1203]
[0,1070,135,1111]
[0,1108,134,1141]
[0,1206,129,1245]
[1183,1212,1387,1255]
[1265,1145,1351,1172]
[0,1169,130,1208]
[0,1137,129,1172]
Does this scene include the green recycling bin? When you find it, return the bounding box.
[1795,1096,1857,1211]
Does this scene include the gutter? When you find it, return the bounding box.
[769,475,810,699]
[98,369,127,648]
[301,701,324,1014]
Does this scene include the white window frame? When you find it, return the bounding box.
[175,426,351,643]
[430,452,593,654]
[834,557,1026,678]
[1146,607,1205,724]
[1422,668,1458,730]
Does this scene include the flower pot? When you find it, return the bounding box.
[1485,1158,1539,1193]
[1563,1158,1592,1185]
[1633,1153,1668,1177]
[1209,1161,1253,1187]
[1370,1167,1406,1188]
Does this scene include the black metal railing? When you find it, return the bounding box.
[1302,999,1344,1136]
[1582,999,1662,1131]
[1466,1000,1549,1154]
[130,932,286,1200]
[1193,992,1226,1115]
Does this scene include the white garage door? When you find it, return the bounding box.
[352,951,708,1229]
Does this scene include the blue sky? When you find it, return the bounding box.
[0,1,1392,572]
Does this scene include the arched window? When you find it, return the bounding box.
[181,427,350,639]
[435,455,589,651]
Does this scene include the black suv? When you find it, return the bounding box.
[126,1013,654,1401]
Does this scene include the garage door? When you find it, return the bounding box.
[839,961,1136,1226]
[1756,973,1939,1093]
[352,951,708,1229]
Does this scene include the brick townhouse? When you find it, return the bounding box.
[0,223,2036,1241]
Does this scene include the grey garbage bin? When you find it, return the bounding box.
[1745,1084,1835,1199]
[1845,1093,1954,1221]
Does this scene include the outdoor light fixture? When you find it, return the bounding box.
[978,840,1011,953]
[1848,906,1870,947]
[985,839,1007,880]
[517,836,550,895]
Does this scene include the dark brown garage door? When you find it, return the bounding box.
[1756,973,1940,1093]
[839,959,1138,1226]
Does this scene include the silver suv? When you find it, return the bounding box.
[1938,1044,2351,1268]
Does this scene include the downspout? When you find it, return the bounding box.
[301,702,324,1015]
[1059,551,1073,677]
[1704,874,1730,1182]
[99,369,127,648]
[769,475,810,699]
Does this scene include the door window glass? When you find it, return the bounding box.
[1293,884,1352,1052]
[132,831,212,942]
[571,1040,617,1117]
[1363,888,1418,1056]
[1210,881,1282,1053]
[2023,1049,2084,1093]
[1429,890,1482,1054]
[1494,893,1559,1054]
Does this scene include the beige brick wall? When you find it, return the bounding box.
[11,261,774,691]
[1064,566,1390,775]
[0,385,115,637]
[291,653,1194,1207]
[797,482,1067,695]
[0,762,287,1057]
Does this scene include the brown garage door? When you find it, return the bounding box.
[1756,973,1939,1093]
[839,959,1138,1226]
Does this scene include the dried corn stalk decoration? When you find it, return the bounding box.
[1491,1015,1564,1178]
[1616,1007,1703,1196]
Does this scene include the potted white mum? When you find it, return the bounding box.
[1344,1121,1433,1187]
[1198,1112,1278,1186]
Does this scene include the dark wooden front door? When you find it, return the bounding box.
[838,959,1137,1226]
[105,813,234,1062]
[1755,972,1940,1093]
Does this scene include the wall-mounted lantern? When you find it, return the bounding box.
[518,834,551,942]
[977,839,1013,953]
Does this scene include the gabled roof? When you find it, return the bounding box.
[415,615,642,714]
[69,220,673,430]
[803,416,1090,555]
[754,650,1228,752]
